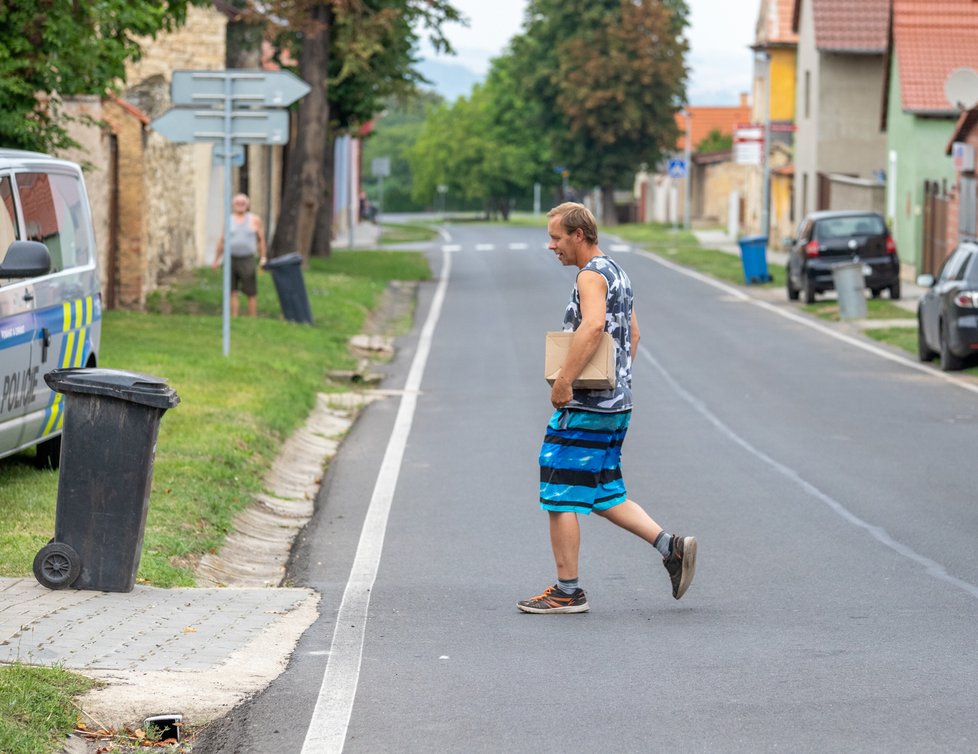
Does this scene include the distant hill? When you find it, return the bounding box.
[417,59,483,102]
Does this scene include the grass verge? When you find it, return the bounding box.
[379,221,440,245]
[0,664,96,754]
[0,250,431,585]
[613,222,781,288]
[802,298,915,321]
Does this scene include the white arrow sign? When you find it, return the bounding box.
[171,69,311,108]
[150,108,289,145]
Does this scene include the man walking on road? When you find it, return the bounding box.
[213,193,267,317]
[518,202,697,614]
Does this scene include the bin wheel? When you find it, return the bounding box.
[33,542,81,590]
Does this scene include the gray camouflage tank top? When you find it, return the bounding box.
[562,255,633,412]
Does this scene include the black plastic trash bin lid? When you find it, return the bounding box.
[264,252,303,269]
[44,368,180,410]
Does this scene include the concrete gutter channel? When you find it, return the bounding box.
[0,231,929,751]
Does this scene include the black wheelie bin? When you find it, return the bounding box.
[32,368,179,593]
[264,252,314,323]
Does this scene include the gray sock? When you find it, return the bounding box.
[654,531,673,559]
[557,577,579,595]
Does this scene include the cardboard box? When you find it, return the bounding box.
[545,331,617,390]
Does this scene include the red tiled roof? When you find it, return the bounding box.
[676,103,753,152]
[812,0,888,52]
[894,0,978,114]
[758,0,799,46]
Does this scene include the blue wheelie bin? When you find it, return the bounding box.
[737,235,773,284]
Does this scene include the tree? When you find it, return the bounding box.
[697,129,733,154]
[362,92,443,213]
[408,48,556,219]
[505,0,689,224]
[0,0,208,153]
[266,0,460,258]
[311,1,456,254]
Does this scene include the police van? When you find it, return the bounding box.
[0,150,102,467]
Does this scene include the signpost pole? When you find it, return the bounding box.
[683,108,692,230]
[151,69,310,356]
[222,73,233,358]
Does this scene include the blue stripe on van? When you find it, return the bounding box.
[0,312,36,350]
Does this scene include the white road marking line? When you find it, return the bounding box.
[301,245,452,754]
[609,244,632,252]
[509,242,529,250]
[442,244,461,253]
[475,243,494,251]
[641,344,978,601]
[437,227,451,242]
[635,249,978,397]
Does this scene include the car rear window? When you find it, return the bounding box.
[814,215,885,241]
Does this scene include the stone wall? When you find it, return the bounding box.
[124,6,227,299]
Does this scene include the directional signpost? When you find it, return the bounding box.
[150,69,310,356]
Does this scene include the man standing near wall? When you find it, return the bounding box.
[213,193,267,317]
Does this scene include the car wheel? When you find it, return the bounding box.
[870,288,882,299]
[940,319,965,371]
[803,276,816,304]
[786,267,799,300]
[917,314,936,362]
[889,280,901,300]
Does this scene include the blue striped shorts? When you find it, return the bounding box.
[539,409,631,515]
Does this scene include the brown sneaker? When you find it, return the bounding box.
[517,585,589,614]
[663,535,697,600]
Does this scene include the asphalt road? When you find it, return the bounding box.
[195,222,978,753]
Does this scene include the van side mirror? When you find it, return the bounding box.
[0,241,52,279]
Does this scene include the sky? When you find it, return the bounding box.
[418,0,757,105]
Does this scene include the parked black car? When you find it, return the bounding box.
[785,210,901,304]
[916,239,978,371]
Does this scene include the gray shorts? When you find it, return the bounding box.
[231,255,257,296]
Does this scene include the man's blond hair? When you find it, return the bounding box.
[548,202,598,245]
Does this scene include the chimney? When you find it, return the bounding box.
[740,92,749,108]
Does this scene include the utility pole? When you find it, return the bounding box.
[683,108,692,229]
[759,51,772,241]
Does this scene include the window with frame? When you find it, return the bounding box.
[16,172,92,273]
[0,177,19,262]
[939,249,969,283]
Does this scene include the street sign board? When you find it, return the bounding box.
[371,157,390,178]
[667,158,687,179]
[171,69,311,108]
[150,108,290,144]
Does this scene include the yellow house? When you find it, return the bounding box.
[750,0,798,243]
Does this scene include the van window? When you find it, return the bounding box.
[16,172,92,272]
[0,177,18,260]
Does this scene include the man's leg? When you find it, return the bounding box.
[596,500,697,601]
[594,499,662,545]
[247,294,258,317]
[230,292,240,317]
[517,511,589,614]
[549,511,580,580]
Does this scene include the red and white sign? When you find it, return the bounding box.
[734,123,764,166]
